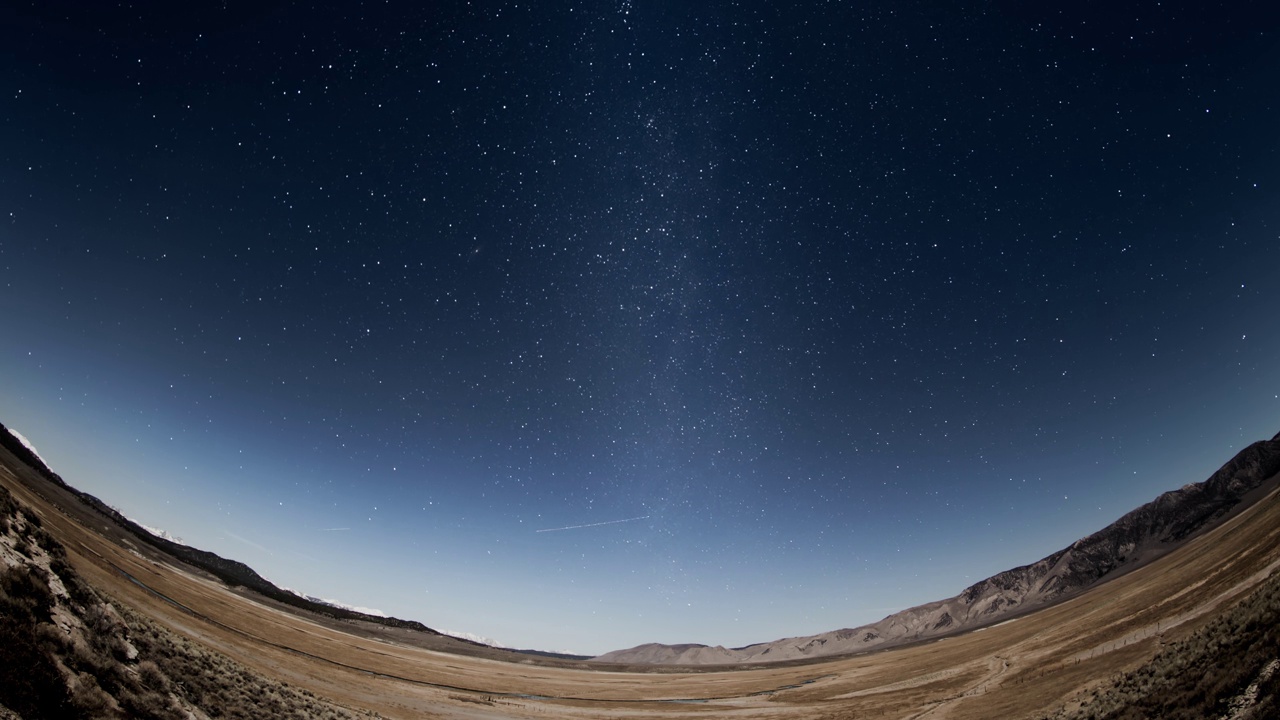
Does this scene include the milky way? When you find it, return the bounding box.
[1,1,1278,654]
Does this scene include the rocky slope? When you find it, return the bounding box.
[0,471,376,719]
[0,423,591,663]
[595,431,1280,665]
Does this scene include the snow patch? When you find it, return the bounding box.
[282,587,388,617]
[7,428,46,465]
[437,631,578,655]
[136,522,187,546]
[113,508,188,546]
[440,629,508,648]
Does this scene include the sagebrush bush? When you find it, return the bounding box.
[1043,570,1280,720]
[120,603,381,720]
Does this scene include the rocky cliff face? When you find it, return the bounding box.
[594,434,1280,665]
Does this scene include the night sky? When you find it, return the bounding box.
[2,1,1278,655]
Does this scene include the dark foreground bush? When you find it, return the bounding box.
[0,567,78,719]
[1044,570,1280,720]
[119,603,380,720]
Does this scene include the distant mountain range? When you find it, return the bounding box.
[594,431,1280,665]
[6,421,1278,667]
[0,422,591,660]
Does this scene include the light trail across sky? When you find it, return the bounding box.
[535,516,651,533]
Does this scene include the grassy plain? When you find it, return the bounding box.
[2,450,1277,719]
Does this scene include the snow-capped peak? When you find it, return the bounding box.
[439,629,508,648]
[138,523,187,546]
[6,427,46,465]
[282,587,388,618]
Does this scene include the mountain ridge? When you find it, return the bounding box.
[594,431,1280,664]
[0,422,592,661]
[6,421,1276,667]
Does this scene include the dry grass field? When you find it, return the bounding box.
[3,448,1278,720]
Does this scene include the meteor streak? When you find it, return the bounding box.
[535,515,650,533]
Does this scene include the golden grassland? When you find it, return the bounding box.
[2,446,1278,719]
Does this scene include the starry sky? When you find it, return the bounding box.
[2,1,1279,655]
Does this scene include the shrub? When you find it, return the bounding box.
[0,610,78,718]
[1041,569,1280,719]
[138,660,170,692]
[70,672,114,715]
[0,565,56,623]
[119,603,372,720]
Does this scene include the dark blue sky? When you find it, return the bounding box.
[2,1,1278,653]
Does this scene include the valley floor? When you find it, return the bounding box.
[2,445,1279,719]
